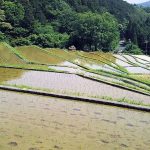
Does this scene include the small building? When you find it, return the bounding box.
[68,45,76,51]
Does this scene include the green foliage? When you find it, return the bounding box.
[2,1,25,25]
[70,12,119,51]
[28,23,69,48]
[0,9,12,30]
[0,9,5,21]
[9,27,29,37]
[0,31,6,41]
[11,38,31,47]
[0,0,150,54]
[143,7,150,13]
[124,43,143,55]
[57,10,78,33]
[29,33,69,48]
[44,0,72,20]
[33,22,54,34]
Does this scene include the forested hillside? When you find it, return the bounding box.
[0,0,150,53]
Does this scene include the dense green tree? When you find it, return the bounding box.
[29,23,69,48]
[0,9,12,30]
[0,0,150,54]
[29,33,69,48]
[2,1,25,26]
[0,31,6,41]
[70,12,119,51]
[44,0,72,20]
[57,10,78,33]
[11,37,31,46]
[124,43,143,55]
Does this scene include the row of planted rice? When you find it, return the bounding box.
[0,90,150,150]
[114,55,150,74]
[1,68,149,104]
[129,74,150,85]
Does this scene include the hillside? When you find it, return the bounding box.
[0,0,150,54]
[64,0,136,21]
[138,1,150,7]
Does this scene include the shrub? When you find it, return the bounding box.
[11,37,31,46]
[124,43,143,55]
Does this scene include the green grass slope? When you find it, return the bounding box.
[16,46,63,65]
[0,42,24,65]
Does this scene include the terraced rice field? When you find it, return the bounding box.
[0,43,24,65]
[129,74,150,85]
[114,55,150,74]
[0,43,150,103]
[16,46,64,65]
[0,43,150,149]
[0,68,149,105]
[0,90,150,150]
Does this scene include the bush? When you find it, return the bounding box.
[124,43,143,55]
[29,32,69,48]
[11,37,31,46]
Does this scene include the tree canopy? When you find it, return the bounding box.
[0,0,150,54]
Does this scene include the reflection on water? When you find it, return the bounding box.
[0,90,150,150]
[49,66,124,84]
[125,66,150,74]
[114,55,150,74]
[115,59,132,67]
[59,61,78,67]
[85,64,122,73]
[134,55,150,63]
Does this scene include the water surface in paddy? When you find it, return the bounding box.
[84,64,122,74]
[114,55,150,74]
[0,90,150,150]
[48,66,123,83]
[133,55,150,63]
[125,66,150,74]
[1,68,150,103]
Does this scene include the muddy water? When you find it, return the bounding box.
[1,68,150,104]
[0,90,150,150]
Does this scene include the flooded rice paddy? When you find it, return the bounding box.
[0,90,150,150]
[125,66,150,74]
[0,68,149,104]
[114,55,150,74]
